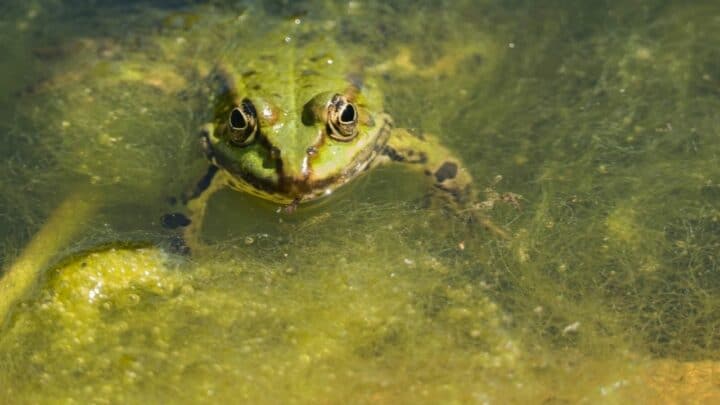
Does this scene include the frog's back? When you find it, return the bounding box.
[214,19,368,115]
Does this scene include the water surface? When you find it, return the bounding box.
[1,0,719,402]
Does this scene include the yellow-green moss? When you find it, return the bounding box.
[2,0,720,402]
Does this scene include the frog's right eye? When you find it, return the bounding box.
[228,99,257,146]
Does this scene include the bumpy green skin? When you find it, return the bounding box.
[181,19,489,248]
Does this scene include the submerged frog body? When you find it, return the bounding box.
[162,16,510,249]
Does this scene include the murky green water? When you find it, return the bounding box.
[1,0,719,402]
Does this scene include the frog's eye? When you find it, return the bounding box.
[228,99,257,146]
[326,94,358,141]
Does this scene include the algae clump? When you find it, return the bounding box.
[0,239,525,403]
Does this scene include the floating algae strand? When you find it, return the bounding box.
[0,190,98,321]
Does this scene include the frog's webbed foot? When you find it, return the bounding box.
[383,129,518,240]
[471,176,524,240]
[161,164,224,254]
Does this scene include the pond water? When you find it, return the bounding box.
[1,0,719,402]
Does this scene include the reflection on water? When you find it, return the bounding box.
[1,0,720,402]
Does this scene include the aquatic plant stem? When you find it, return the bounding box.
[0,190,98,321]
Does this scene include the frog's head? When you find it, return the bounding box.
[204,65,391,204]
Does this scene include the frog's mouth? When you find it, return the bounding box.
[224,171,340,206]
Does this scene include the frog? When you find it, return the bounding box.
[159,16,515,251]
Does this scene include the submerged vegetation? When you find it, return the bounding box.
[0,0,719,402]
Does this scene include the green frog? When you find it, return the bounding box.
[160,16,513,250]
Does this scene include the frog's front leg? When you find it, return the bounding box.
[382,129,512,240]
[183,165,230,252]
[161,164,226,253]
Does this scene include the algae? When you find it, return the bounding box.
[1,0,720,402]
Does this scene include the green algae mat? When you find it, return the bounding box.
[1,1,720,402]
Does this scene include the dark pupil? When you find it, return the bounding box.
[230,108,247,129]
[340,104,356,123]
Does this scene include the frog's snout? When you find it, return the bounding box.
[275,145,314,189]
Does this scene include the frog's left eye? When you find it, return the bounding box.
[228,99,257,146]
[326,94,358,141]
